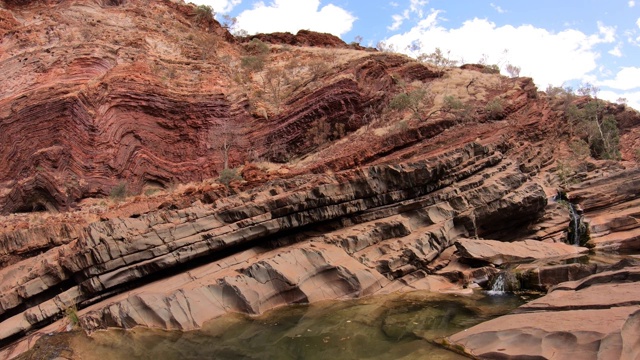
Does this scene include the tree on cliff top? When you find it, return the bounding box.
[195,5,215,24]
[411,44,457,76]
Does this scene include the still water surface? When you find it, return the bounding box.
[26,291,528,360]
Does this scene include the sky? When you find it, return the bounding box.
[190,0,640,110]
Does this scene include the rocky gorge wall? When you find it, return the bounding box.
[2,0,640,359]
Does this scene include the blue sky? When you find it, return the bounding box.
[191,0,640,110]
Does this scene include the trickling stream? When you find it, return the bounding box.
[567,203,583,246]
[19,291,527,360]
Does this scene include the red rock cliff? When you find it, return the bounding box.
[2,0,640,359]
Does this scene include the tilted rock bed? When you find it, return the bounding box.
[2,150,640,359]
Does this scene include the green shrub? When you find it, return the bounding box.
[483,64,500,74]
[109,182,128,200]
[241,55,265,72]
[485,98,504,120]
[388,93,411,111]
[218,168,242,187]
[144,188,161,196]
[195,5,215,23]
[569,139,590,159]
[394,120,409,132]
[245,38,269,55]
[555,160,576,186]
[442,95,463,111]
[388,87,430,118]
[65,305,80,328]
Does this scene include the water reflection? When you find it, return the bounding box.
[23,291,527,360]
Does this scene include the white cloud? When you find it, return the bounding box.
[410,0,428,18]
[190,0,241,14]
[389,12,409,31]
[384,11,617,87]
[597,21,616,43]
[608,43,622,57]
[490,3,506,14]
[388,0,429,31]
[598,67,640,90]
[234,0,356,37]
[390,1,399,6]
[629,0,636,7]
[599,89,640,111]
[637,17,640,28]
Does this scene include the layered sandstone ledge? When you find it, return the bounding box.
[0,143,548,353]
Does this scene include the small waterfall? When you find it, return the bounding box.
[487,269,521,295]
[554,190,589,247]
[487,272,507,295]
[568,204,581,246]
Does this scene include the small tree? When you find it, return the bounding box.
[308,59,329,80]
[505,63,521,78]
[569,84,621,160]
[220,15,249,37]
[616,97,628,105]
[417,47,457,75]
[221,14,237,30]
[577,83,593,96]
[193,33,218,60]
[210,120,244,170]
[259,67,290,114]
[478,53,489,65]
[376,41,396,53]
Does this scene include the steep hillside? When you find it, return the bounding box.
[2,0,640,359]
